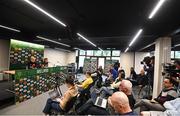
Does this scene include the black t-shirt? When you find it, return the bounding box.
[127,94,136,109]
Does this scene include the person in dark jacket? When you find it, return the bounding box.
[119,80,136,109]
[114,61,120,72]
[134,77,178,112]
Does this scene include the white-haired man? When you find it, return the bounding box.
[119,80,136,109]
[108,91,137,115]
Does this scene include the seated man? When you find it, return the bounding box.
[96,71,125,98]
[77,80,135,115]
[43,76,78,115]
[108,91,137,115]
[136,69,147,86]
[141,98,180,116]
[108,64,118,81]
[134,77,178,112]
[119,80,136,109]
[77,71,93,91]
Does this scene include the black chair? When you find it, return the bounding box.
[78,82,95,104]
[64,95,77,113]
[50,95,77,115]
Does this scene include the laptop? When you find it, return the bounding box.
[48,89,62,100]
[94,97,107,109]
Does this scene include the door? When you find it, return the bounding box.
[98,57,105,69]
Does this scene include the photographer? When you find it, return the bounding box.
[141,56,155,92]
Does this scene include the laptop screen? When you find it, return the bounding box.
[94,97,107,109]
[49,89,61,99]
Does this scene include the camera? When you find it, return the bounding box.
[162,63,180,77]
[140,56,153,66]
[140,61,144,65]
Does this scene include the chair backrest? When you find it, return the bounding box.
[64,95,77,112]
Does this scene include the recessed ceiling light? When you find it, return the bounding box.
[36,36,70,47]
[23,0,66,27]
[0,25,20,32]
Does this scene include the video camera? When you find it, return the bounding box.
[141,56,154,67]
[162,63,180,77]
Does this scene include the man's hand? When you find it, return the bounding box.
[56,98,62,103]
[150,99,158,103]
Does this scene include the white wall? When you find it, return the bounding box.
[44,48,67,66]
[0,39,10,71]
[134,52,150,73]
[44,48,149,75]
[66,52,76,64]
[120,52,150,77]
[44,48,76,67]
[120,52,134,77]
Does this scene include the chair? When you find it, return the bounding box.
[79,82,95,104]
[63,95,77,113]
[50,95,77,115]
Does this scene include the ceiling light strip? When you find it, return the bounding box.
[23,0,66,27]
[148,0,166,19]
[77,33,97,47]
[36,36,70,47]
[124,47,129,53]
[0,25,20,32]
[174,44,180,47]
[74,47,82,50]
[98,47,103,51]
[129,29,143,47]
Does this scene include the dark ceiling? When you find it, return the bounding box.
[0,0,180,51]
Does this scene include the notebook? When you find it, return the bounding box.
[94,97,107,109]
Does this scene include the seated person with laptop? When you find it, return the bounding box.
[43,76,78,115]
[76,96,109,115]
[76,71,93,92]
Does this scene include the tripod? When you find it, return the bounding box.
[147,77,152,97]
